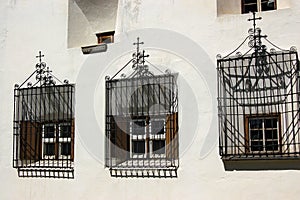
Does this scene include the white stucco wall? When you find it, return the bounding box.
[217,0,241,15]
[0,0,300,199]
[68,0,118,48]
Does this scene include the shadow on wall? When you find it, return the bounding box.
[223,158,300,171]
[67,0,118,48]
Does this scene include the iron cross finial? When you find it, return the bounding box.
[248,12,262,31]
[133,37,144,54]
[36,51,44,63]
[247,12,267,52]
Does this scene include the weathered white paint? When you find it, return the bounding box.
[68,0,118,48]
[217,0,241,15]
[0,0,300,199]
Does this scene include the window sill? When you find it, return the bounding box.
[17,167,74,178]
[108,159,178,178]
[16,159,73,168]
[222,156,300,171]
[81,43,108,54]
[110,158,178,169]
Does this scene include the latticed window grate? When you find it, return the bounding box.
[105,38,179,178]
[217,13,300,164]
[13,52,75,178]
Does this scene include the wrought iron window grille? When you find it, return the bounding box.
[105,38,179,178]
[13,51,75,178]
[217,13,300,169]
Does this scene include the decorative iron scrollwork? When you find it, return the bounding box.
[217,12,298,93]
[15,51,69,89]
[108,37,171,80]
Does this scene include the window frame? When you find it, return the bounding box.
[149,119,166,158]
[241,0,277,14]
[42,123,57,159]
[96,31,115,44]
[130,118,148,158]
[129,117,167,159]
[245,114,282,154]
[42,122,73,160]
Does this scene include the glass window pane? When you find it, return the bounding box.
[265,118,277,128]
[101,36,112,44]
[250,130,263,140]
[60,124,71,138]
[251,141,264,151]
[265,130,278,139]
[133,140,145,154]
[261,0,275,11]
[44,125,55,138]
[244,0,257,4]
[132,120,146,135]
[44,143,55,156]
[61,143,71,156]
[244,5,258,13]
[243,0,258,14]
[265,141,279,151]
[153,140,165,154]
[151,120,164,135]
[250,119,263,129]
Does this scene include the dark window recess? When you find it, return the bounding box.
[151,120,165,135]
[242,0,276,14]
[60,125,72,138]
[133,141,146,154]
[96,31,115,44]
[44,125,55,138]
[61,143,72,156]
[132,120,146,135]
[13,51,75,178]
[261,0,276,11]
[153,140,165,154]
[242,0,258,13]
[44,143,55,156]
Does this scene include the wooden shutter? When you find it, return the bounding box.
[166,112,179,159]
[71,119,75,161]
[20,121,42,161]
[244,116,250,153]
[111,116,129,165]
